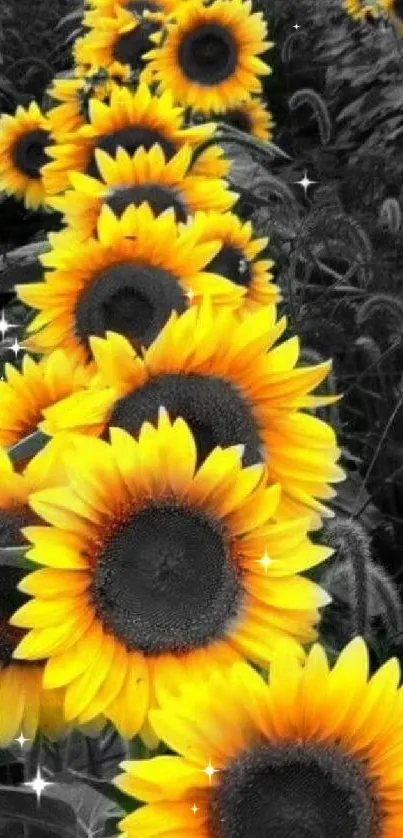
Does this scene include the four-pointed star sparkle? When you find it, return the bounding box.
[24,766,54,803]
[294,170,317,196]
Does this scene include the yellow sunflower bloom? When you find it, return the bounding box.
[0,102,51,210]
[42,83,229,195]
[144,0,273,113]
[0,350,92,450]
[379,0,403,28]
[214,96,274,141]
[0,440,73,747]
[343,0,381,20]
[40,303,343,524]
[11,413,330,736]
[77,5,166,77]
[17,204,243,363]
[188,211,278,311]
[116,638,403,838]
[46,72,123,136]
[48,144,237,241]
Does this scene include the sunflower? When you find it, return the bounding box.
[0,102,51,210]
[379,0,403,26]
[116,637,403,838]
[86,0,184,16]
[17,204,244,364]
[40,304,343,524]
[188,211,278,311]
[0,440,73,747]
[343,0,381,21]
[42,84,228,195]
[213,97,274,141]
[49,144,237,241]
[77,3,174,77]
[0,350,92,450]
[144,0,272,114]
[46,71,122,136]
[11,412,330,736]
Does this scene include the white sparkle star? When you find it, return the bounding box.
[10,338,21,358]
[14,731,31,749]
[24,767,54,802]
[294,170,317,196]
[203,759,219,784]
[191,804,199,815]
[257,550,272,574]
[293,22,301,30]
[0,309,17,341]
[186,289,195,302]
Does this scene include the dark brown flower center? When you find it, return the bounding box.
[207,245,253,287]
[106,183,187,221]
[106,372,264,467]
[113,17,159,72]
[222,107,253,135]
[91,502,243,654]
[74,262,188,358]
[12,129,50,179]
[86,128,177,178]
[179,23,238,86]
[210,741,381,838]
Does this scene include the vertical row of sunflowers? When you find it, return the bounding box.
[0,0,402,834]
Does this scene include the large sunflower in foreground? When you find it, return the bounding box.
[11,413,330,736]
[214,96,274,141]
[0,102,51,209]
[17,205,243,364]
[0,441,72,746]
[40,304,343,524]
[188,211,278,311]
[0,350,92,450]
[42,84,229,195]
[116,638,403,838]
[144,0,272,113]
[48,144,237,241]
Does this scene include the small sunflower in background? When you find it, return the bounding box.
[0,440,73,747]
[379,0,403,28]
[0,350,93,450]
[0,102,51,210]
[86,0,184,15]
[46,71,122,135]
[116,638,403,838]
[48,144,237,241]
[11,413,330,736]
[144,0,272,113]
[76,7,159,77]
[189,211,278,311]
[343,0,381,21]
[40,304,343,524]
[17,204,244,364]
[213,96,274,141]
[42,84,229,195]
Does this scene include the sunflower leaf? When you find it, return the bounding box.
[0,546,31,569]
[67,769,139,815]
[7,430,49,463]
[0,787,77,838]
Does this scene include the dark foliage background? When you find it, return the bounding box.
[0,0,402,834]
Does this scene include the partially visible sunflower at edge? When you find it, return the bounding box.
[0,439,73,747]
[213,96,274,141]
[39,303,343,525]
[143,0,273,113]
[0,349,93,450]
[116,638,403,838]
[46,71,123,136]
[48,144,238,241]
[17,204,245,365]
[42,83,229,195]
[0,102,52,210]
[11,412,330,737]
[343,0,381,21]
[187,210,278,311]
[379,0,403,29]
